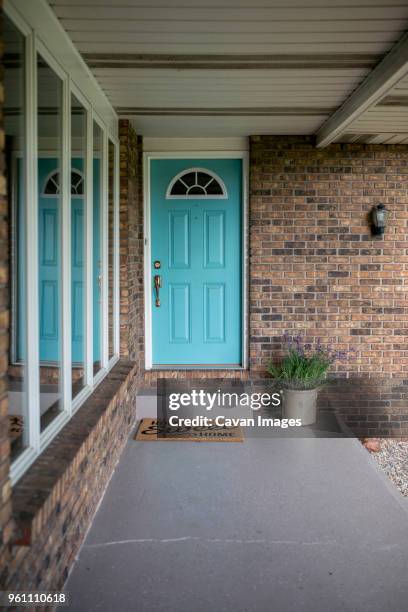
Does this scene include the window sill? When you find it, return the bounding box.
[10,360,136,547]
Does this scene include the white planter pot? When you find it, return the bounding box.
[283,388,318,426]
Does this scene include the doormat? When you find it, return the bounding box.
[9,415,23,440]
[135,418,244,442]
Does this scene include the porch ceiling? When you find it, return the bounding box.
[48,0,408,142]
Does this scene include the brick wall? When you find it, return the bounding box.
[250,136,408,436]
[119,120,144,372]
[5,362,138,594]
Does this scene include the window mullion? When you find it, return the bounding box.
[26,31,40,452]
[113,141,120,357]
[85,108,93,385]
[61,77,72,413]
[101,129,109,369]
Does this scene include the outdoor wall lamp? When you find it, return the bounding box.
[371,203,389,237]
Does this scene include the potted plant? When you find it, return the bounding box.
[267,333,351,426]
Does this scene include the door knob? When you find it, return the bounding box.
[154,275,162,307]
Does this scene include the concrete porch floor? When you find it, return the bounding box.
[65,411,408,612]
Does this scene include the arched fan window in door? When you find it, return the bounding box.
[42,168,84,196]
[166,168,227,199]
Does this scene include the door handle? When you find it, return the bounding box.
[154,275,162,307]
[98,274,102,304]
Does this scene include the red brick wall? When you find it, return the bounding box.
[5,362,138,593]
[250,136,408,436]
[119,120,144,372]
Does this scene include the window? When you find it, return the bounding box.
[93,121,103,376]
[5,14,28,462]
[108,140,116,360]
[5,8,120,483]
[166,168,227,199]
[42,169,84,196]
[37,52,64,431]
[70,93,86,399]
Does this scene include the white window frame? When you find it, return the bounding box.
[69,81,93,411]
[110,137,121,365]
[5,2,121,484]
[92,112,110,384]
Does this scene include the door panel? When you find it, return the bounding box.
[151,158,242,366]
[204,211,225,268]
[71,188,84,363]
[204,283,225,343]
[38,158,62,363]
[40,280,57,339]
[169,283,191,343]
[169,211,190,269]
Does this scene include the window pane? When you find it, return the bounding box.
[71,94,86,398]
[205,180,223,195]
[37,54,63,432]
[189,186,206,195]
[5,16,28,460]
[171,180,187,196]
[108,140,115,360]
[197,172,210,186]
[93,122,103,374]
[180,171,195,187]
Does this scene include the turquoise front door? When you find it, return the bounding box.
[151,158,242,366]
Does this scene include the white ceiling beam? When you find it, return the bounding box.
[315,31,408,147]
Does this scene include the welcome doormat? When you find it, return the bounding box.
[135,418,244,442]
[9,415,23,440]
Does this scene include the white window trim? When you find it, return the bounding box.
[101,130,109,369]
[166,167,228,200]
[6,4,121,485]
[113,136,121,361]
[9,9,41,484]
[69,81,93,404]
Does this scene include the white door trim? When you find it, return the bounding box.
[143,151,249,370]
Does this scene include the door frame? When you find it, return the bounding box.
[143,151,249,370]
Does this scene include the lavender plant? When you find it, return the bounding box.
[267,332,353,391]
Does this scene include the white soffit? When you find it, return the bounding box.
[336,72,408,144]
[47,0,408,139]
[317,30,408,146]
[8,0,117,136]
